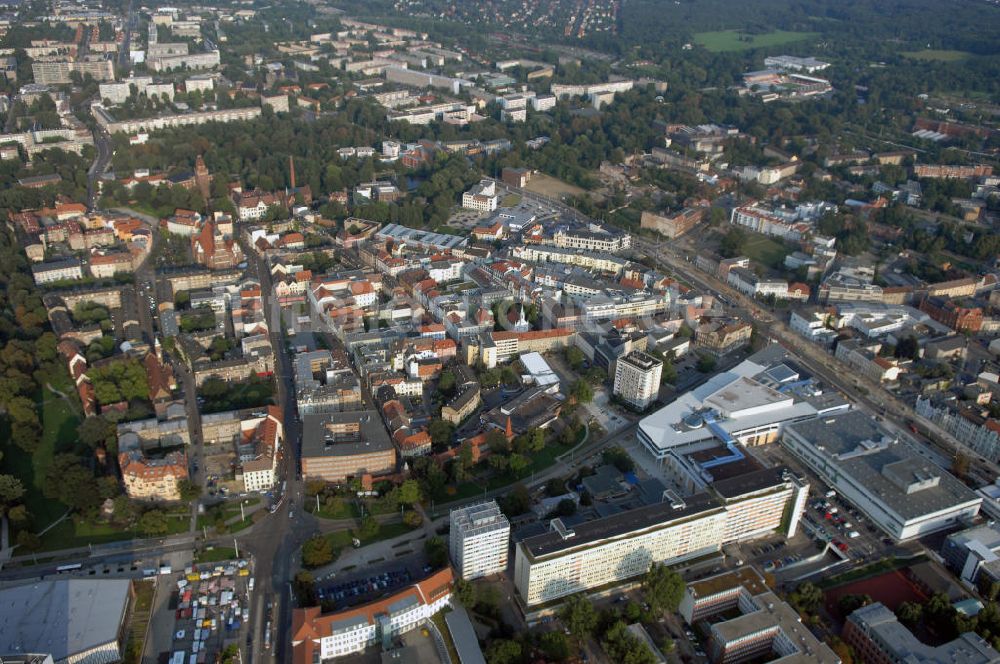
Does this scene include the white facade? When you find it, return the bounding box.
[514,477,802,606]
[789,310,837,345]
[501,107,527,123]
[613,351,663,410]
[531,94,556,111]
[449,501,511,580]
[427,260,464,283]
[315,588,452,659]
[552,228,631,253]
[782,411,982,541]
[461,179,499,212]
[32,260,83,284]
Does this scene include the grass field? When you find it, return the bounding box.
[501,193,522,207]
[523,173,586,200]
[742,235,789,268]
[0,392,79,532]
[694,29,818,53]
[195,546,240,564]
[901,50,973,61]
[41,511,191,551]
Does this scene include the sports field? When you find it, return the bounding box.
[693,29,817,53]
[824,569,928,618]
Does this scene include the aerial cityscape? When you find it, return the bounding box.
[0,0,999,663]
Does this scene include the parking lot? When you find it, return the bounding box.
[317,567,413,609]
[751,442,885,563]
[144,558,254,664]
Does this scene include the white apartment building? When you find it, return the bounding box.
[727,266,790,300]
[94,105,262,135]
[512,244,629,275]
[531,94,557,111]
[789,309,838,345]
[730,205,810,242]
[552,227,631,253]
[147,50,221,72]
[461,179,499,212]
[449,501,511,580]
[501,107,526,122]
[514,468,806,606]
[32,59,115,85]
[185,74,215,93]
[31,258,83,284]
[613,350,663,410]
[427,258,464,283]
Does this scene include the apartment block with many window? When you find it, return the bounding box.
[449,501,511,580]
[513,468,806,606]
[613,350,663,410]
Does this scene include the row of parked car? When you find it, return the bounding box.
[318,569,412,606]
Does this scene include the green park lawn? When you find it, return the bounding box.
[901,50,973,61]
[195,546,240,564]
[742,235,789,268]
[693,30,818,52]
[0,392,79,532]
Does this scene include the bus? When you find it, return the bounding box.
[264,621,272,651]
[55,563,82,573]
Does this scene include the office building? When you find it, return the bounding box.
[942,524,1000,585]
[513,467,806,606]
[0,579,132,664]
[301,411,396,482]
[292,568,453,662]
[782,410,981,541]
[845,602,1000,664]
[679,569,839,664]
[461,180,499,212]
[449,501,510,580]
[613,351,663,410]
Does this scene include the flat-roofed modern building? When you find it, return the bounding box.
[638,348,820,463]
[0,579,132,664]
[680,569,840,663]
[513,467,807,606]
[613,350,663,410]
[301,411,396,482]
[782,410,981,541]
[711,591,839,663]
[845,602,1000,664]
[449,501,511,580]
